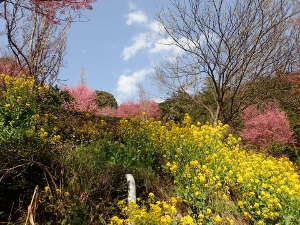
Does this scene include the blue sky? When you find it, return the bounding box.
[60,0,179,103]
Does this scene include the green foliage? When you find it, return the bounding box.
[39,186,99,225]
[115,119,163,171]
[95,90,118,109]
[53,109,120,143]
[266,142,299,163]
[159,91,210,123]
[42,86,74,110]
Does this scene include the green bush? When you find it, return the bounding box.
[95,90,118,109]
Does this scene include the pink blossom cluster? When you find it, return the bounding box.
[63,84,160,119]
[34,0,95,10]
[63,85,99,113]
[240,102,294,147]
[0,58,25,77]
[7,0,97,24]
[98,101,160,120]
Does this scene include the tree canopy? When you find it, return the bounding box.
[155,0,300,124]
[95,90,118,109]
[0,0,96,22]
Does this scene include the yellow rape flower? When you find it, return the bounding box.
[206,208,212,215]
[243,211,249,217]
[148,192,155,198]
[257,220,265,225]
[32,114,40,120]
[170,163,178,172]
[110,216,124,225]
[198,213,204,220]
[52,135,61,142]
[180,215,194,225]
[214,214,222,223]
[160,215,172,224]
[44,186,50,192]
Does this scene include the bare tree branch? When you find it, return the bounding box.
[155,0,300,123]
[2,0,70,84]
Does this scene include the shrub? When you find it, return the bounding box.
[159,91,210,123]
[42,86,74,110]
[240,102,294,147]
[39,186,95,225]
[95,90,118,108]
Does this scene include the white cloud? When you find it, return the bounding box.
[150,96,164,103]
[126,10,148,25]
[117,68,153,99]
[122,5,183,61]
[122,32,150,60]
[123,3,207,63]
[148,21,164,33]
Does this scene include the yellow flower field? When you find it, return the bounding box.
[112,115,300,224]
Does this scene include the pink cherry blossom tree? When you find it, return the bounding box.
[240,102,294,147]
[96,101,160,120]
[116,101,140,118]
[116,101,160,119]
[63,84,98,113]
[1,0,96,23]
[62,85,160,119]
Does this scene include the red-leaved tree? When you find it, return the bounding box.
[63,84,98,113]
[240,102,294,147]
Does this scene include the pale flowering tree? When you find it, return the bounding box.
[0,57,25,77]
[139,101,160,120]
[62,84,160,119]
[116,101,160,119]
[97,106,117,117]
[96,101,160,119]
[116,102,141,118]
[63,84,98,113]
[0,0,96,22]
[240,102,294,147]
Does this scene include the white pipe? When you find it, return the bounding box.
[125,174,136,204]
